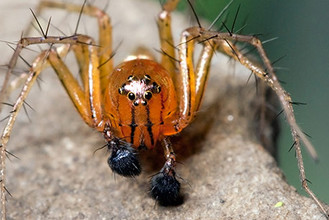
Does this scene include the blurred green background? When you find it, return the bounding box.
[172,0,329,204]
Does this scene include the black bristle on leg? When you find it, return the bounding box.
[150,170,183,206]
[107,138,141,177]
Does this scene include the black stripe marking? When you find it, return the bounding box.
[115,93,124,137]
[129,107,137,144]
[160,92,165,125]
[145,105,154,146]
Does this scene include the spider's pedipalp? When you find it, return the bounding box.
[150,170,182,206]
[107,138,141,177]
[150,137,183,206]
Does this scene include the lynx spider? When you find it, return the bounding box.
[0,0,327,218]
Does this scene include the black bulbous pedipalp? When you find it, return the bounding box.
[107,138,141,177]
[150,170,183,206]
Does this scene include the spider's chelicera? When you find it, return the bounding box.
[0,0,327,216]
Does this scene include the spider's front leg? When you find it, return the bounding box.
[31,0,113,94]
[174,30,216,130]
[0,34,99,218]
[0,2,115,215]
[1,34,105,148]
[48,37,103,127]
[176,26,328,218]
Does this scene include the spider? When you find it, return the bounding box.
[0,0,327,217]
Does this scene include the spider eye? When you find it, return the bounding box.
[127,75,134,81]
[144,91,152,100]
[152,82,161,93]
[127,92,136,100]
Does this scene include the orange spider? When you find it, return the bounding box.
[0,0,328,216]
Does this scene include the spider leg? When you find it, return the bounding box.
[0,48,52,218]
[0,38,69,113]
[0,1,113,112]
[173,32,216,131]
[0,35,93,147]
[194,43,215,111]
[157,0,179,78]
[30,0,113,95]
[156,1,214,133]
[0,3,114,215]
[160,25,215,133]
[170,29,198,131]
[177,26,328,217]
[0,34,105,218]
[216,35,328,217]
[47,36,103,128]
[150,137,182,206]
[157,0,215,130]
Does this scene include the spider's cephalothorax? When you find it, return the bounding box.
[1,0,327,216]
[104,59,178,149]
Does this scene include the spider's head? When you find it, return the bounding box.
[118,74,161,107]
[105,59,178,139]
